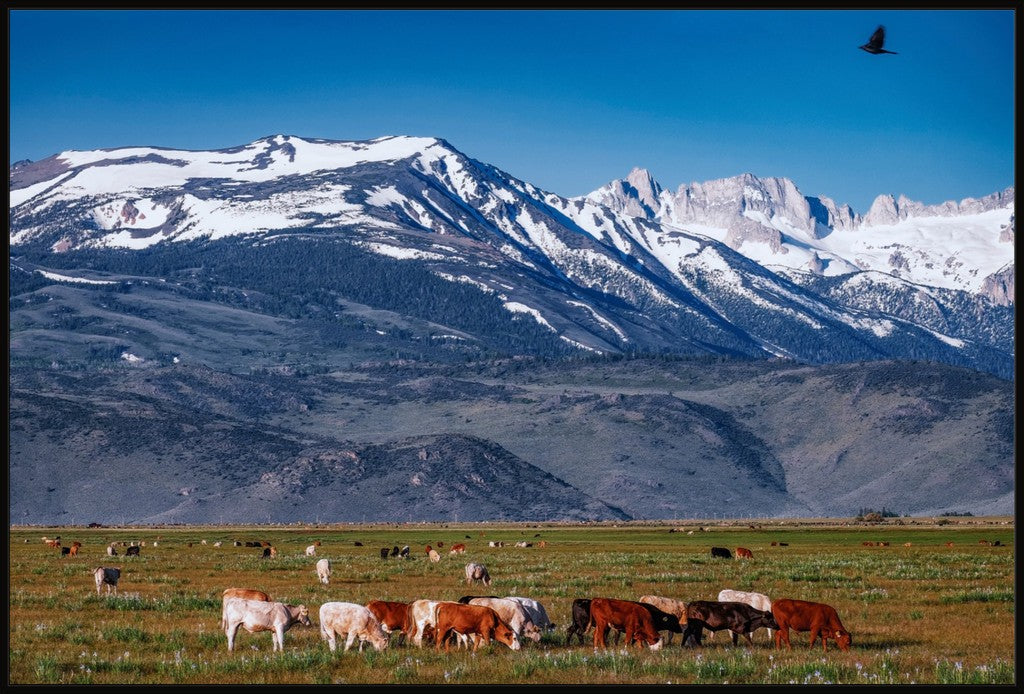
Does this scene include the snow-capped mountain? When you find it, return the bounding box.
[585,167,1014,301]
[8,134,1015,378]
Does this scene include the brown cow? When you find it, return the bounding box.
[735,547,753,559]
[433,602,521,652]
[68,541,82,557]
[771,598,851,652]
[589,598,663,651]
[366,600,411,645]
[449,543,467,555]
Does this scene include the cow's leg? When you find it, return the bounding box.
[275,626,285,652]
[227,623,240,651]
[593,619,606,649]
[343,630,356,652]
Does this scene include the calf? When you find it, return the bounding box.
[771,598,851,652]
[305,544,318,557]
[465,562,491,586]
[589,598,663,650]
[682,600,778,647]
[222,597,311,651]
[366,600,411,645]
[735,547,753,559]
[710,547,732,559]
[93,567,120,595]
[638,595,688,645]
[125,546,140,557]
[434,602,521,653]
[316,558,331,585]
[320,602,389,652]
[380,547,391,560]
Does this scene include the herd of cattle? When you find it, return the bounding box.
[85,537,853,657]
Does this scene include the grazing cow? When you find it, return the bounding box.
[354,541,363,547]
[992,540,1002,547]
[638,595,689,644]
[589,598,663,650]
[380,547,391,560]
[514,541,533,548]
[771,598,851,652]
[904,542,913,547]
[979,539,992,546]
[436,541,443,548]
[434,602,521,653]
[945,541,955,547]
[68,541,82,557]
[305,544,317,557]
[565,598,593,645]
[93,567,120,595]
[710,547,732,559]
[45,538,61,549]
[735,547,753,559]
[716,589,774,640]
[221,588,271,629]
[391,546,400,557]
[778,542,789,547]
[260,547,277,559]
[223,597,311,652]
[877,541,890,547]
[428,549,441,563]
[320,602,389,652]
[234,541,243,547]
[465,597,542,643]
[465,562,491,586]
[506,596,556,632]
[61,546,71,556]
[366,600,411,645]
[316,558,331,585]
[400,545,411,559]
[682,601,778,647]
[770,541,777,546]
[406,599,458,647]
[125,546,140,557]
[537,541,547,548]
[449,543,467,555]
[106,544,118,557]
[213,541,222,548]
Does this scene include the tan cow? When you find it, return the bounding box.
[319,602,389,652]
[223,597,310,652]
[465,597,541,643]
[221,588,271,629]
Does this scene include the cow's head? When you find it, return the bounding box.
[370,625,390,652]
[833,629,852,651]
[495,622,521,651]
[523,621,543,643]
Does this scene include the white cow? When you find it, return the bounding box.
[465,562,491,586]
[305,544,317,557]
[319,602,389,652]
[222,597,311,651]
[716,589,774,640]
[106,544,118,557]
[93,567,120,595]
[316,558,331,585]
[505,596,556,632]
[466,597,541,643]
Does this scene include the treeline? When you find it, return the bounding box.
[29,236,580,358]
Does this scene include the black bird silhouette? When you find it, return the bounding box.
[860,25,897,54]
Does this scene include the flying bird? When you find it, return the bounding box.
[859,25,898,55]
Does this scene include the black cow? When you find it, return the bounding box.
[565,598,593,645]
[399,545,411,559]
[390,545,400,557]
[353,541,363,547]
[710,546,732,559]
[380,547,390,560]
[125,545,141,557]
[682,600,779,647]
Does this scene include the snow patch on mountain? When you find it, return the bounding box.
[504,302,555,330]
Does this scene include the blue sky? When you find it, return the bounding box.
[8,9,1015,213]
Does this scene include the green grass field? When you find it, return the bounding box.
[8,518,1015,684]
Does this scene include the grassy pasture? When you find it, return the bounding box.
[8,518,1015,685]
